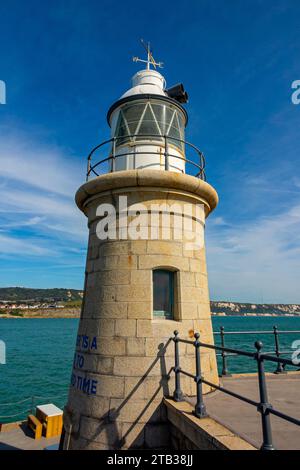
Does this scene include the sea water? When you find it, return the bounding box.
[0,316,299,423]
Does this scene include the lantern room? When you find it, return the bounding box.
[107,67,187,173]
[86,43,205,181]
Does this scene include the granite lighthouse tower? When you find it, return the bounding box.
[62,43,219,450]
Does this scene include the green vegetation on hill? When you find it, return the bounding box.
[64,299,83,308]
[0,287,83,302]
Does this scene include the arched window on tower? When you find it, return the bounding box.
[153,269,175,320]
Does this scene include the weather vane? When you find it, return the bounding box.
[133,39,164,70]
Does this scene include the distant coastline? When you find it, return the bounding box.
[1,310,300,319]
[0,308,81,318]
[0,288,299,318]
[210,301,300,317]
[1,307,300,320]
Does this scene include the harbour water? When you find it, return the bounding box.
[0,316,299,423]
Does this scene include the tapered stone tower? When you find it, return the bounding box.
[62,46,219,450]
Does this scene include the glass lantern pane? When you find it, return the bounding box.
[122,104,145,135]
[115,111,130,145]
[167,111,184,150]
[165,107,175,126]
[151,103,165,134]
[114,102,185,150]
[136,105,162,140]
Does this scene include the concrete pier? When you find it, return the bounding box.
[188,372,300,450]
[0,422,59,450]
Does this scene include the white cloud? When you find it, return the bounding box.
[0,233,54,256]
[207,216,229,227]
[0,216,45,229]
[0,129,84,197]
[206,200,300,303]
[0,130,87,258]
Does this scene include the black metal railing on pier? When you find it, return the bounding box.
[85,134,206,181]
[172,330,300,451]
[213,326,300,376]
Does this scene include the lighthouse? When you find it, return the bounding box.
[62,43,219,450]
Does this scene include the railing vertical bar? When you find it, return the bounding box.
[173,330,183,402]
[199,151,205,180]
[194,333,207,418]
[255,341,275,451]
[111,137,116,173]
[164,135,169,171]
[220,326,230,376]
[86,156,91,182]
[273,326,284,374]
[30,395,35,415]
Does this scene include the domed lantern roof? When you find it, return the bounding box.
[121,69,167,99]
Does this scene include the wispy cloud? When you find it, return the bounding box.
[0,233,54,256]
[0,128,87,265]
[207,186,300,303]
[0,127,83,197]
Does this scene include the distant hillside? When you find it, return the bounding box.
[0,288,299,316]
[0,287,83,302]
[210,301,300,316]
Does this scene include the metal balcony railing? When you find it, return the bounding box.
[85,134,206,182]
[172,330,300,451]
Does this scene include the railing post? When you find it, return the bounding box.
[173,330,183,402]
[194,333,207,418]
[199,151,205,180]
[255,341,275,451]
[220,326,230,376]
[30,395,35,415]
[86,155,91,182]
[164,135,169,171]
[273,326,284,374]
[111,137,116,172]
[58,425,66,450]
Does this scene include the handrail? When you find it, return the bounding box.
[171,330,300,451]
[214,329,300,335]
[85,134,206,182]
[213,326,300,375]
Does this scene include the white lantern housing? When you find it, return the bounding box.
[107,69,188,173]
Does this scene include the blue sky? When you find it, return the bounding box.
[0,0,299,303]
